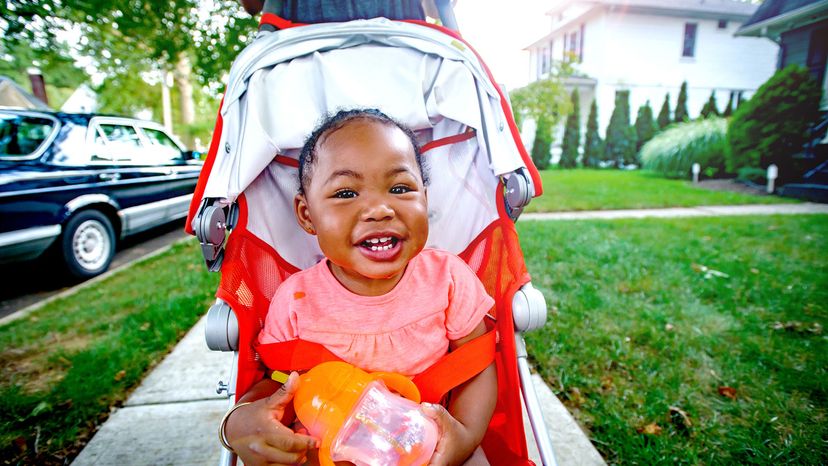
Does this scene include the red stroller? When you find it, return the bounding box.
[188,6,554,465]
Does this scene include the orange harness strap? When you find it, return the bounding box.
[412,329,496,403]
[254,330,496,404]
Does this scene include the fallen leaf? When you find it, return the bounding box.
[114,370,127,382]
[668,406,692,432]
[637,422,662,435]
[665,323,675,332]
[691,263,730,279]
[718,386,737,399]
[139,322,151,331]
[568,387,587,407]
[750,268,760,274]
[600,375,614,392]
[13,436,27,453]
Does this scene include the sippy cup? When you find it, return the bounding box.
[292,361,439,466]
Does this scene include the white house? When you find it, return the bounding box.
[525,0,779,145]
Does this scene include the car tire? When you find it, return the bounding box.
[61,210,116,279]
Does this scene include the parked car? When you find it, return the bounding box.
[0,109,202,278]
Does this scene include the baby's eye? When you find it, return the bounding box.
[333,189,357,199]
[390,185,413,194]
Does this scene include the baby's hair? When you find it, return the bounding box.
[298,108,429,194]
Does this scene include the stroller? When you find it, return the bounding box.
[188,5,555,465]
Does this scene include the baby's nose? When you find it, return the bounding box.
[361,199,395,221]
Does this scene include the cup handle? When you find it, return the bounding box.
[371,372,421,403]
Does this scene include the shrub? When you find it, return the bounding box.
[604,90,637,166]
[657,93,671,130]
[640,117,728,178]
[583,99,602,167]
[726,65,822,180]
[532,117,553,170]
[560,88,581,168]
[700,90,720,119]
[675,81,689,123]
[635,100,656,151]
[737,166,767,185]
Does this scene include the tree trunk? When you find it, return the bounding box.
[161,70,173,133]
[174,53,195,146]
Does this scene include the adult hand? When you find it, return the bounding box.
[225,372,319,466]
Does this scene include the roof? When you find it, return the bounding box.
[529,0,758,49]
[0,77,50,110]
[736,0,828,38]
[546,0,757,19]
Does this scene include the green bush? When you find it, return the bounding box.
[737,166,767,185]
[604,90,637,166]
[583,100,602,167]
[532,117,552,170]
[560,88,581,168]
[726,65,822,179]
[640,117,728,178]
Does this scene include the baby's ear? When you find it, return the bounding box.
[294,194,316,235]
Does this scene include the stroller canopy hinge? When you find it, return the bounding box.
[192,198,237,272]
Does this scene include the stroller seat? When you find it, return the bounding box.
[189,16,554,466]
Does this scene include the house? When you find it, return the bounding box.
[736,0,828,202]
[0,76,50,110]
[736,0,828,110]
[525,0,779,145]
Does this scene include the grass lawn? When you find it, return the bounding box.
[526,169,798,213]
[519,214,827,464]
[0,241,218,464]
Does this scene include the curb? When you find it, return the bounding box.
[0,237,191,327]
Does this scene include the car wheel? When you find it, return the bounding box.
[61,210,116,279]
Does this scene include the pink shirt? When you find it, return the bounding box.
[258,248,494,376]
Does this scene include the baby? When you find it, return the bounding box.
[223,108,496,465]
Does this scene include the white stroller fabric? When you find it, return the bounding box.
[204,18,528,270]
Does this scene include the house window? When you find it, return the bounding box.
[683,23,697,57]
[718,19,728,29]
[567,30,579,62]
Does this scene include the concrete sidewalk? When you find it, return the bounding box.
[72,316,606,466]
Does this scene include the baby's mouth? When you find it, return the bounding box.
[359,236,399,252]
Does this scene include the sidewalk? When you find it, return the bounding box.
[521,202,828,221]
[72,317,606,466]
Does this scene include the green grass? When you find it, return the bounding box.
[526,169,797,213]
[518,215,827,464]
[0,241,218,464]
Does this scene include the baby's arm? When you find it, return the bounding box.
[423,320,497,466]
[223,372,319,466]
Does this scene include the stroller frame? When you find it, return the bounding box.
[191,6,557,466]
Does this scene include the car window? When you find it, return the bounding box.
[93,124,142,162]
[0,114,55,159]
[140,127,184,164]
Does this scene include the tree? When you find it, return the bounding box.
[583,100,602,167]
[560,88,581,168]
[726,65,821,180]
[531,117,553,170]
[657,93,672,130]
[510,73,571,170]
[675,81,689,123]
[2,0,257,144]
[604,90,637,166]
[700,91,720,119]
[634,101,656,152]
[722,91,735,117]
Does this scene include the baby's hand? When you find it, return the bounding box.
[226,372,319,466]
[422,402,474,466]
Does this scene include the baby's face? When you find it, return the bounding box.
[295,119,428,296]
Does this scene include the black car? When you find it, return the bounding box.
[0,109,202,278]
